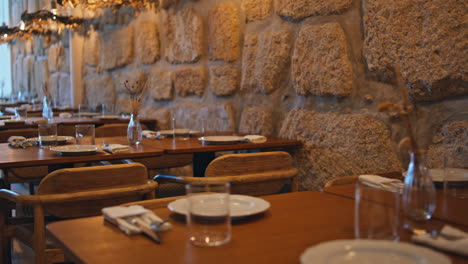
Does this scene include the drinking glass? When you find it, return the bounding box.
[78,104,89,119]
[186,182,231,247]
[75,124,95,145]
[14,107,27,120]
[38,124,57,148]
[172,118,190,140]
[354,180,400,241]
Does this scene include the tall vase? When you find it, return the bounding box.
[127,114,143,145]
[402,150,436,222]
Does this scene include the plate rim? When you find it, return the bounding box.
[300,239,451,264]
[97,115,122,120]
[198,135,246,144]
[49,144,98,153]
[404,168,468,182]
[167,194,270,218]
[29,136,74,142]
[157,129,200,135]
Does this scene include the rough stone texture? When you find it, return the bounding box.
[57,73,72,106]
[208,2,240,62]
[427,121,468,168]
[164,8,203,64]
[173,103,236,132]
[241,0,272,22]
[135,21,160,64]
[239,106,273,136]
[100,26,134,70]
[363,0,468,102]
[48,73,60,99]
[84,74,116,110]
[209,65,238,96]
[148,68,172,100]
[279,109,402,191]
[173,67,206,96]
[140,108,171,130]
[292,23,353,97]
[159,0,179,9]
[47,43,64,73]
[241,30,292,94]
[112,70,147,94]
[22,56,34,92]
[275,0,352,21]
[83,30,101,67]
[33,57,49,96]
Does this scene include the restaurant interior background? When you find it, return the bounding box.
[4,0,467,190]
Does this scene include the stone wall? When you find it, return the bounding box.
[10,0,468,190]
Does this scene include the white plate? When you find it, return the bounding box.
[29,136,74,144]
[300,240,450,264]
[158,129,200,136]
[168,194,270,218]
[50,145,98,156]
[404,168,468,182]
[198,136,246,145]
[97,115,122,120]
[76,112,100,117]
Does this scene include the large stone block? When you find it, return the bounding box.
[135,21,160,64]
[58,73,72,107]
[173,103,235,132]
[164,8,203,64]
[279,109,402,190]
[275,0,352,21]
[48,72,60,100]
[363,0,468,102]
[427,121,467,168]
[22,56,34,92]
[292,23,353,97]
[173,67,206,96]
[209,65,238,96]
[241,30,292,94]
[100,26,134,70]
[208,2,240,62]
[239,106,273,136]
[112,70,147,94]
[241,0,272,22]
[47,43,64,73]
[33,57,50,96]
[84,74,116,110]
[148,68,172,100]
[83,30,101,67]
[139,108,171,130]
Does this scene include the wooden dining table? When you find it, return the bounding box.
[46,191,468,264]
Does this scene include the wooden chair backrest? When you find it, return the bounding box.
[0,128,38,143]
[324,171,404,188]
[95,124,149,137]
[37,163,152,218]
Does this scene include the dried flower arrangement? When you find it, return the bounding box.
[57,0,158,10]
[124,79,148,116]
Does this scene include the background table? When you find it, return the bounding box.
[47,191,468,264]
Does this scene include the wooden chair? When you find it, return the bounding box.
[323,171,404,188]
[0,163,157,264]
[154,151,298,197]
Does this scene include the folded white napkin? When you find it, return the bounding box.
[103,144,131,154]
[412,225,468,257]
[142,130,165,140]
[244,135,267,143]
[358,175,403,193]
[7,136,35,148]
[59,112,72,118]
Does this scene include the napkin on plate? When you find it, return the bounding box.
[7,136,35,148]
[103,144,131,154]
[142,130,164,139]
[412,225,468,257]
[59,112,73,118]
[244,135,267,143]
[358,175,403,193]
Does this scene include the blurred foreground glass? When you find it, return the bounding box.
[354,180,400,241]
[75,124,95,145]
[443,150,468,199]
[38,124,57,148]
[186,183,231,247]
[14,107,27,120]
[172,117,190,140]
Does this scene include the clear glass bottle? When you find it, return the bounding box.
[403,150,436,221]
[42,96,54,121]
[127,114,143,145]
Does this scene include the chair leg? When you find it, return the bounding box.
[0,200,12,264]
[33,205,46,264]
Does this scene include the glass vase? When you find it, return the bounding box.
[402,151,436,222]
[42,96,54,121]
[127,114,142,145]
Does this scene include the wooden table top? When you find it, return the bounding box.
[47,191,468,264]
[323,184,468,227]
[0,137,163,168]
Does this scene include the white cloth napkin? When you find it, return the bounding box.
[103,144,131,154]
[244,135,267,143]
[412,225,468,257]
[358,175,403,193]
[142,130,165,139]
[59,112,72,118]
[7,136,35,148]
[102,205,172,235]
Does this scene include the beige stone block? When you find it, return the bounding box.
[279,109,402,190]
[275,0,352,21]
[83,30,101,67]
[173,67,206,96]
[241,0,272,22]
[159,0,179,9]
[33,58,50,96]
[208,2,240,62]
[47,43,64,73]
[48,72,60,99]
[113,70,147,94]
[173,103,235,132]
[363,0,468,101]
[135,21,160,64]
[209,65,238,96]
[139,108,171,130]
[292,23,353,97]
[148,68,172,100]
[58,73,72,106]
[241,30,292,94]
[84,74,116,111]
[164,8,203,64]
[22,56,34,92]
[100,26,134,70]
[239,106,273,136]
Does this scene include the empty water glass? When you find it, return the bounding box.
[172,118,190,140]
[38,124,57,148]
[75,124,95,145]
